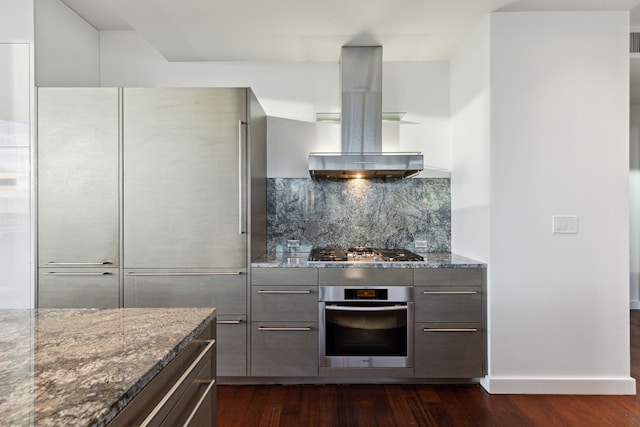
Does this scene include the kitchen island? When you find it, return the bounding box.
[0,307,216,426]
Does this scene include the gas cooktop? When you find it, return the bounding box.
[309,246,424,262]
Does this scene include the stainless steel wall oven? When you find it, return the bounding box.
[318,286,414,368]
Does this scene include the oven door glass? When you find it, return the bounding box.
[325,303,408,357]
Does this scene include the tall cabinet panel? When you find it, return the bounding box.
[37,87,120,308]
[123,88,247,269]
[122,88,267,378]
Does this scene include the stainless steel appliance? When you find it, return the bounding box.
[308,46,424,181]
[309,246,424,263]
[319,285,414,368]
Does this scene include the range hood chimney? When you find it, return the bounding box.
[309,46,424,180]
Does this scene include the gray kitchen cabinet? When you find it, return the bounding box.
[38,268,120,308]
[251,285,317,322]
[413,268,486,378]
[123,271,246,314]
[36,87,121,308]
[216,316,247,377]
[250,323,318,377]
[108,318,216,427]
[251,268,318,286]
[414,322,483,378]
[250,268,319,377]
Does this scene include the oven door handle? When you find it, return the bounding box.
[324,304,408,312]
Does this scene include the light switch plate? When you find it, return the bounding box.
[552,215,578,234]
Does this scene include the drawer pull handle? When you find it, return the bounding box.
[421,291,478,295]
[139,339,215,427]
[182,379,215,426]
[45,261,113,266]
[423,328,478,332]
[257,290,311,294]
[257,327,312,331]
[217,320,242,324]
[325,305,407,312]
[127,272,242,276]
[45,272,112,276]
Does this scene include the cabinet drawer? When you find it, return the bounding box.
[414,322,484,378]
[109,323,215,426]
[38,268,120,308]
[414,286,482,322]
[318,268,412,286]
[250,322,318,377]
[414,268,484,287]
[251,267,318,286]
[216,316,247,377]
[159,359,215,427]
[251,286,317,321]
[124,271,246,315]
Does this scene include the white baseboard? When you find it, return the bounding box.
[480,376,636,395]
[631,300,640,310]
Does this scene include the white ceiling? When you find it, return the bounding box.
[61,0,640,62]
[59,0,640,103]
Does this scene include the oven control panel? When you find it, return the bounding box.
[344,288,388,300]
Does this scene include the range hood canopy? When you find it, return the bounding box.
[309,46,424,181]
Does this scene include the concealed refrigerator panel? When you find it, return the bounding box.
[123,88,247,269]
[37,87,120,267]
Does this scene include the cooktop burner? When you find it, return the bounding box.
[308,247,424,262]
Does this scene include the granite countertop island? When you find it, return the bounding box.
[251,251,486,269]
[0,307,216,427]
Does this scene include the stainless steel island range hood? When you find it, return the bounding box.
[309,46,424,181]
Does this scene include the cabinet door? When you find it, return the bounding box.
[414,322,484,378]
[37,88,120,267]
[123,88,247,269]
[251,323,318,377]
[124,271,246,315]
[216,316,247,377]
[38,268,120,308]
[251,286,317,322]
[414,286,482,323]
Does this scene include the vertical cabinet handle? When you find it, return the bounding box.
[238,120,246,235]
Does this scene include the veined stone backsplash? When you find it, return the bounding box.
[267,178,451,252]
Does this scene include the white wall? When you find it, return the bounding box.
[0,2,33,308]
[0,0,33,42]
[631,105,640,308]
[450,17,491,263]
[97,31,452,177]
[483,11,633,394]
[34,0,99,86]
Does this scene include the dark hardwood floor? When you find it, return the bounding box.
[217,311,640,427]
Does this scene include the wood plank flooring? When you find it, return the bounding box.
[217,311,640,427]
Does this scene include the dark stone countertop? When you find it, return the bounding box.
[251,251,486,269]
[0,307,216,426]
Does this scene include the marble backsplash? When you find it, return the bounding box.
[266,178,451,252]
